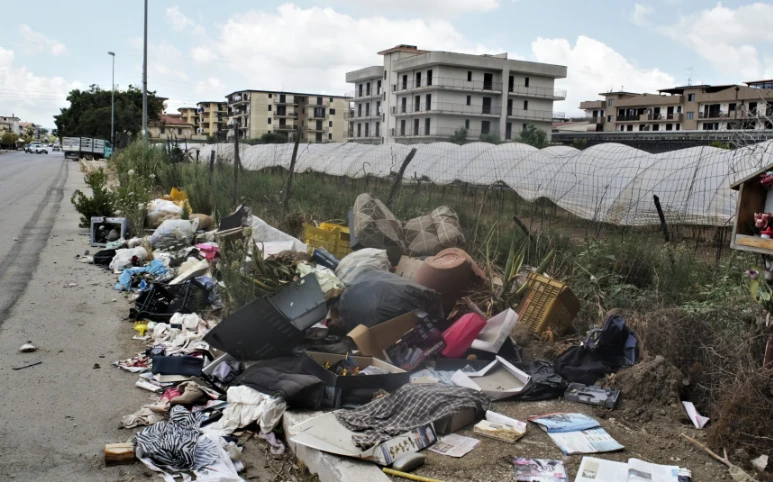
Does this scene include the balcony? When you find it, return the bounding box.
[228,95,249,105]
[648,113,683,122]
[392,77,503,93]
[273,97,298,106]
[274,112,298,119]
[586,115,605,124]
[275,123,298,131]
[346,111,381,120]
[307,109,329,120]
[616,114,640,122]
[509,85,567,100]
[393,126,486,138]
[346,90,381,100]
[391,102,501,117]
[580,100,605,110]
[306,124,330,133]
[507,109,553,122]
[307,99,331,108]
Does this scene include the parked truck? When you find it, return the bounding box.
[62,137,113,161]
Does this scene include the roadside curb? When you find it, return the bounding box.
[283,411,391,482]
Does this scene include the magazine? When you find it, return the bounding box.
[513,458,568,482]
[529,413,624,455]
[473,410,527,443]
[575,457,684,482]
[428,434,480,458]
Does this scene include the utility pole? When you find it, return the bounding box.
[108,51,115,147]
[141,0,148,141]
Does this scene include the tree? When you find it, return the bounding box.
[24,125,35,138]
[54,84,165,147]
[449,128,468,145]
[1,132,18,149]
[479,132,501,144]
[518,123,548,148]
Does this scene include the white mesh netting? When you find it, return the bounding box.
[193,140,773,227]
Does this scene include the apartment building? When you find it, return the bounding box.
[0,115,20,135]
[580,80,773,133]
[178,107,197,128]
[345,44,568,144]
[225,90,350,142]
[148,114,196,141]
[196,101,227,138]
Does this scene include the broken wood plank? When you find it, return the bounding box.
[104,443,136,466]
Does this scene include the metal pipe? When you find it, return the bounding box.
[141,0,148,141]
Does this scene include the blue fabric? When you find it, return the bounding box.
[115,259,167,291]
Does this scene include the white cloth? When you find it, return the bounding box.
[109,247,149,273]
[202,386,286,437]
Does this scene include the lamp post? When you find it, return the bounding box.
[141,0,148,141]
[108,51,115,147]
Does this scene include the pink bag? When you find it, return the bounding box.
[441,313,487,358]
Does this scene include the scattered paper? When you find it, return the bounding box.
[575,457,682,482]
[751,454,768,473]
[529,413,624,455]
[429,434,480,458]
[474,411,527,443]
[682,401,709,429]
[19,342,37,353]
[513,458,568,482]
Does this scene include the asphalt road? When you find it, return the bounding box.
[0,150,150,480]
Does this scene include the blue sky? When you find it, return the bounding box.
[1,0,772,127]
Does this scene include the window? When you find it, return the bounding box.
[522,123,527,131]
[523,100,529,110]
[467,71,472,82]
[652,124,659,131]
[402,75,408,90]
[376,100,381,115]
[160,125,165,134]
[400,120,406,136]
[377,80,382,95]
[329,121,333,127]
[666,124,673,131]
[676,124,681,131]
[366,83,371,95]
[505,122,512,140]
[415,96,421,112]
[481,120,490,134]
[365,104,370,116]
[426,94,431,111]
[401,97,407,113]
[317,96,323,105]
[483,73,493,90]
[425,118,430,135]
[427,70,433,86]
[375,121,380,136]
[268,104,272,111]
[686,112,694,120]
[729,103,736,112]
[365,123,369,137]
[525,77,530,88]
[482,97,492,114]
[507,99,513,116]
[607,115,613,122]
[315,107,325,118]
[330,97,333,102]
[280,94,286,103]
[627,125,633,132]
[677,106,682,113]
[358,104,362,117]
[329,108,336,115]
[316,132,323,142]
[508,76,514,93]
[608,99,614,106]
[414,118,420,135]
[416,72,421,88]
[465,119,470,129]
[357,123,362,137]
[268,93,272,98]
[279,118,286,127]
[358,84,363,97]
[328,133,333,140]
[466,95,471,106]
[267,118,271,124]
[687,94,695,102]
[384,71,387,79]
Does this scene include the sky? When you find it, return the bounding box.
[1,0,772,128]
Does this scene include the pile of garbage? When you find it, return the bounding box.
[87,191,720,482]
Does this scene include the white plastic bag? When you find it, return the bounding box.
[297,262,344,293]
[250,215,306,253]
[148,218,200,246]
[147,198,183,214]
[109,247,148,273]
[335,248,391,286]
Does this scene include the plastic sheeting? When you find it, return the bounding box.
[192,140,773,226]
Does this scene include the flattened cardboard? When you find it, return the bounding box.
[300,352,409,408]
[347,311,422,359]
[395,256,425,281]
[451,356,531,400]
[470,309,518,354]
[290,411,437,466]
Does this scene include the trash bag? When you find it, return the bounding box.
[404,206,464,257]
[352,193,406,252]
[339,271,443,332]
[510,360,568,401]
[335,248,391,286]
[553,314,639,385]
[109,247,148,273]
[148,218,200,247]
[92,249,117,266]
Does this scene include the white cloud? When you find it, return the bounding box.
[631,3,653,27]
[151,43,190,82]
[19,25,67,56]
[191,46,217,64]
[661,2,773,79]
[166,6,205,35]
[208,4,499,95]
[0,47,80,126]
[531,36,675,114]
[195,77,224,95]
[326,0,498,16]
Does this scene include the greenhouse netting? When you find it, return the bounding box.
[193,140,773,227]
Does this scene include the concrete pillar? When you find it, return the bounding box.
[499,66,510,141]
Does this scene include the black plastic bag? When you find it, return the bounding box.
[510,360,568,401]
[339,271,443,332]
[93,249,117,266]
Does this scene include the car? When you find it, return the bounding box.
[52,145,61,152]
[25,143,48,154]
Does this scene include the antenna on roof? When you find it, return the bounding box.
[687,67,693,86]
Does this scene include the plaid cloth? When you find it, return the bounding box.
[335,384,491,449]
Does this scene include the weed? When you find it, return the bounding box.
[70,168,115,227]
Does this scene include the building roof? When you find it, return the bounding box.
[377,44,428,56]
[1,115,20,120]
[153,114,192,127]
[19,121,35,127]
[225,89,351,100]
[178,107,197,111]
[599,91,639,96]
[744,79,773,86]
[196,101,226,105]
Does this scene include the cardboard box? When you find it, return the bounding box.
[347,311,423,359]
[470,309,518,354]
[290,411,437,466]
[395,256,425,281]
[451,356,531,400]
[434,408,477,435]
[300,352,409,408]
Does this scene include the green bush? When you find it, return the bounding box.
[70,169,115,227]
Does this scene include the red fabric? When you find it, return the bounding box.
[441,313,487,358]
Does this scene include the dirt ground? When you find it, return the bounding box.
[396,398,733,482]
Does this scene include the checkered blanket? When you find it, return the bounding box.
[335,384,491,449]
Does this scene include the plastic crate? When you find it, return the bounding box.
[516,272,580,336]
[132,279,210,322]
[303,222,352,259]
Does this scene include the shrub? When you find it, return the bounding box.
[70,168,115,227]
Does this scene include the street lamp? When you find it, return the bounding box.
[108,51,115,147]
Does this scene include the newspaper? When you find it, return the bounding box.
[428,434,480,458]
[575,457,682,482]
[681,401,709,429]
[529,413,623,455]
[513,458,568,481]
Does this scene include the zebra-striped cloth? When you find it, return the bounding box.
[134,405,218,472]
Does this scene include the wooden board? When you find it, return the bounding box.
[733,234,773,255]
[104,443,135,466]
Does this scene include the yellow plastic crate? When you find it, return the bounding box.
[516,272,580,336]
[303,222,352,259]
